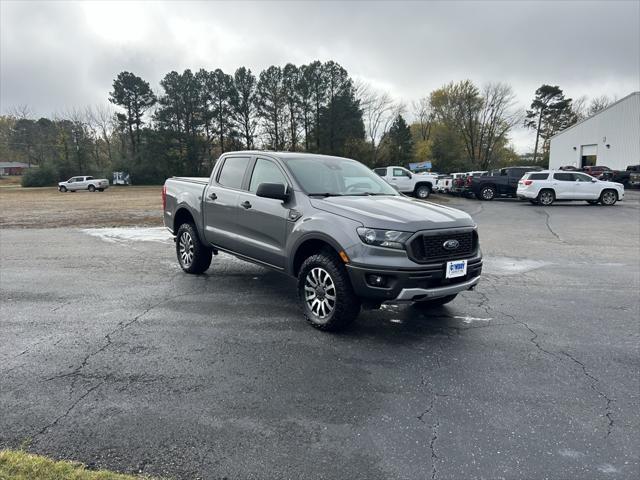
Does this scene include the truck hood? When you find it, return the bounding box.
[309,195,475,231]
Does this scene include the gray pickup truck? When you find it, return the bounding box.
[163,151,482,331]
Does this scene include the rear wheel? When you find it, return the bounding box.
[415,185,431,199]
[600,189,617,206]
[479,185,496,201]
[413,294,458,308]
[297,250,360,331]
[176,223,212,274]
[88,185,96,192]
[537,189,555,206]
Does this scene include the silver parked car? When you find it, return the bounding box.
[58,176,109,192]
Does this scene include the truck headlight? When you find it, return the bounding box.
[356,227,412,250]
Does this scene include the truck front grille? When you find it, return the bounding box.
[408,230,477,263]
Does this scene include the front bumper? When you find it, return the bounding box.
[346,254,482,302]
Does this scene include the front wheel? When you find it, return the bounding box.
[297,250,361,331]
[176,223,212,274]
[59,186,67,192]
[88,185,96,192]
[413,294,458,308]
[415,185,431,199]
[600,190,617,206]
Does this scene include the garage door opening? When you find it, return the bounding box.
[580,144,597,167]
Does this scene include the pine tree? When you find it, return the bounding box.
[386,114,414,166]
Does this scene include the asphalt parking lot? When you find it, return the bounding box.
[1,191,639,479]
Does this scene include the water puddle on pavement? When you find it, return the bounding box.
[484,256,550,275]
[81,227,172,244]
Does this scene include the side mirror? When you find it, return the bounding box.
[408,173,413,178]
[591,178,597,182]
[256,182,289,201]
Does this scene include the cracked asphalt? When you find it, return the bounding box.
[1,191,639,479]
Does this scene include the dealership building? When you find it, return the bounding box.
[549,91,639,171]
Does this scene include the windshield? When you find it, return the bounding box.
[282,156,398,196]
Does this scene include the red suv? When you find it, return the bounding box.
[582,165,611,178]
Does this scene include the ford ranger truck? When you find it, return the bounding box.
[163,152,482,331]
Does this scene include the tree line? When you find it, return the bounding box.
[0,60,615,186]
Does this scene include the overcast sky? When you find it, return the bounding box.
[1,0,638,152]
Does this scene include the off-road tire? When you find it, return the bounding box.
[600,189,617,206]
[176,223,212,274]
[479,185,496,201]
[297,249,361,331]
[415,185,431,199]
[537,189,555,206]
[413,294,458,308]
[88,185,96,192]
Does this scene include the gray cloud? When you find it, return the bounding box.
[1,0,638,152]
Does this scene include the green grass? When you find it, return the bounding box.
[0,450,156,480]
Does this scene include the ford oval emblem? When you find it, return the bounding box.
[443,239,460,250]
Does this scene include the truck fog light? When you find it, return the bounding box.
[366,274,387,287]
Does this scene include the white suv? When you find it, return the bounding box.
[517,170,624,206]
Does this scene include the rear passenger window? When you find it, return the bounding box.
[218,157,250,189]
[553,173,574,181]
[528,173,548,180]
[249,159,287,193]
[374,168,387,177]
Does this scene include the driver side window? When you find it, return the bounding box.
[249,158,287,193]
[393,168,408,177]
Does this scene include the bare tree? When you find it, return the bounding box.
[85,104,116,165]
[433,80,520,169]
[8,104,31,119]
[412,96,435,142]
[571,95,588,121]
[358,82,403,165]
[588,95,613,116]
[476,83,522,169]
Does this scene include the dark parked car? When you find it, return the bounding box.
[470,166,542,200]
[600,165,640,186]
[163,152,482,331]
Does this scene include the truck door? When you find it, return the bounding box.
[390,167,413,192]
[202,155,251,250]
[233,157,290,269]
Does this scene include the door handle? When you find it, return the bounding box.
[208,192,217,200]
[241,201,252,209]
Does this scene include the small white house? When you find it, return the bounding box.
[549,92,640,170]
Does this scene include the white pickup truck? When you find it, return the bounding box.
[373,166,437,199]
[58,176,109,192]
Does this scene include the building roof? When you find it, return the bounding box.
[0,161,31,168]
[550,91,640,140]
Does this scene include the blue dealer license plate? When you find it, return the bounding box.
[445,259,467,279]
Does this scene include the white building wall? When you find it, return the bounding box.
[549,92,640,171]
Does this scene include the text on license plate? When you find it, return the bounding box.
[445,259,467,279]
